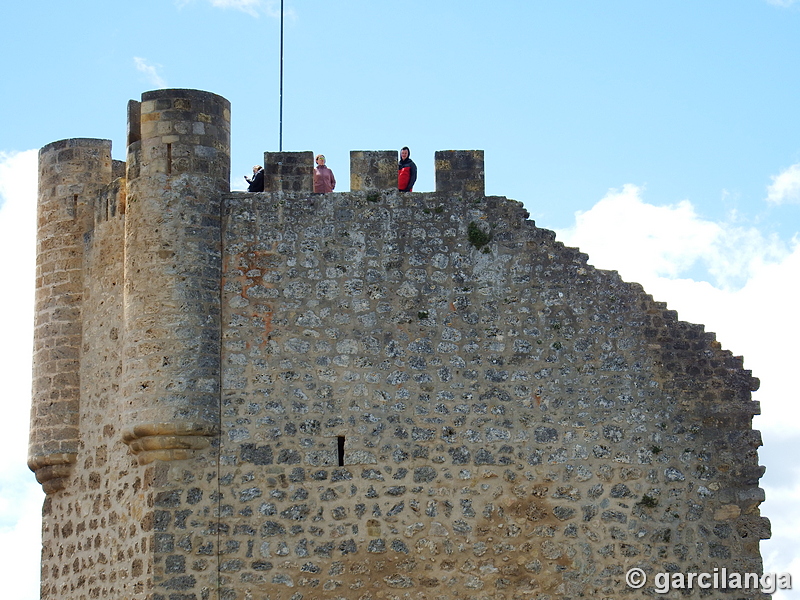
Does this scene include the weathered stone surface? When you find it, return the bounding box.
[30,137,114,493]
[264,151,313,192]
[435,149,485,196]
[350,150,397,191]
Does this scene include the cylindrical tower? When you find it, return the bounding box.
[29,138,112,493]
[122,89,230,463]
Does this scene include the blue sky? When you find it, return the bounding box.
[2,1,799,598]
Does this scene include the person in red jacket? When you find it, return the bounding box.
[313,154,336,193]
[398,146,417,192]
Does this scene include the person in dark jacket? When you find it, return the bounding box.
[398,146,417,192]
[313,154,336,193]
[245,165,264,192]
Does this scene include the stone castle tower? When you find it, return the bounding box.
[29,88,771,599]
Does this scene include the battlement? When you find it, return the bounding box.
[46,88,484,199]
[263,149,485,195]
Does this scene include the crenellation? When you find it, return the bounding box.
[435,150,485,196]
[28,88,771,600]
[350,150,397,191]
[264,150,314,192]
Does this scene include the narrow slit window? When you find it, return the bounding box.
[337,436,345,467]
[166,143,172,174]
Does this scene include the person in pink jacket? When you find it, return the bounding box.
[313,154,336,193]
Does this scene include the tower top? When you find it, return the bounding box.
[28,88,770,600]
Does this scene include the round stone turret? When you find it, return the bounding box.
[122,89,230,463]
[29,137,113,493]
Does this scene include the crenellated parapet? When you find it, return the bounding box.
[258,149,487,193]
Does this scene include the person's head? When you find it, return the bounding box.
[400,147,410,160]
[316,154,326,165]
[253,165,262,173]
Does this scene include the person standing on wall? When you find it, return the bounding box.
[245,165,264,192]
[398,146,416,192]
[313,154,336,193]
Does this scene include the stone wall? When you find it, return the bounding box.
[202,189,768,599]
[29,88,770,600]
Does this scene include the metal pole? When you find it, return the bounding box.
[279,0,284,151]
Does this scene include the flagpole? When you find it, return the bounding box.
[279,0,284,151]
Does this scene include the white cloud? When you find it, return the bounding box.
[764,0,799,7]
[0,153,36,461]
[211,0,265,17]
[176,0,287,18]
[558,184,717,278]
[556,184,799,434]
[558,183,789,290]
[0,149,42,600]
[0,476,43,600]
[761,454,800,597]
[133,56,167,89]
[766,163,800,205]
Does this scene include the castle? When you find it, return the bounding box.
[29,88,771,599]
